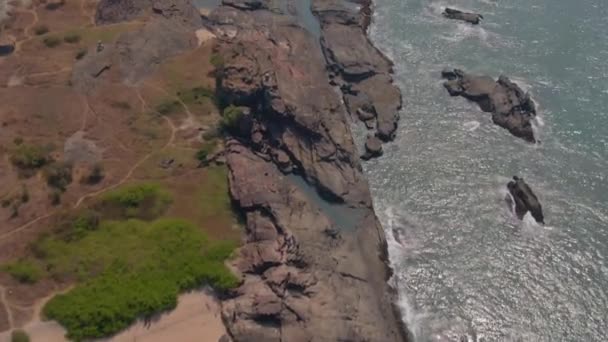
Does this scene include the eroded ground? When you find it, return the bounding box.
[0,0,237,337]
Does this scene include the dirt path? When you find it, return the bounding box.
[0,286,14,330]
[72,88,177,208]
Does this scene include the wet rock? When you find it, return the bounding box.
[361,135,383,160]
[507,176,545,224]
[442,69,537,142]
[443,8,483,25]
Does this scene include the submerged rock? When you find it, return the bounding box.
[442,8,483,25]
[507,176,545,224]
[442,68,537,142]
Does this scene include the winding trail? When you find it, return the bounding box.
[0,286,14,330]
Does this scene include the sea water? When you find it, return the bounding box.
[364,0,608,341]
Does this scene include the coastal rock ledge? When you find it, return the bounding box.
[207,1,408,341]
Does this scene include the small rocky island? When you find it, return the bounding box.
[442,68,538,142]
[442,8,483,25]
[507,176,545,224]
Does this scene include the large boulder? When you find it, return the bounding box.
[442,69,537,142]
[442,8,483,25]
[507,176,545,224]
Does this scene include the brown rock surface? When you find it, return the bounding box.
[207,2,407,340]
[442,68,538,142]
[314,0,402,143]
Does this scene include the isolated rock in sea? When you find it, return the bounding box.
[507,176,545,224]
[361,135,383,160]
[442,8,483,25]
[442,68,537,142]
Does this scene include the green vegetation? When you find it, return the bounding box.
[110,101,132,110]
[155,100,181,116]
[44,162,73,191]
[97,182,172,219]
[63,33,81,44]
[210,53,224,69]
[221,105,245,132]
[2,260,42,284]
[199,166,233,219]
[42,218,238,341]
[195,142,215,164]
[34,25,49,36]
[11,330,30,342]
[10,143,51,170]
[43,36,62,48]
[45,0,65,10]
[75,48,87,60]
[177,87,215,105]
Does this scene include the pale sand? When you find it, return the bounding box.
[196,28,216,46]
[0,290,226,342]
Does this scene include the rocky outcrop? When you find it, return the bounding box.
[442,8,483,25]
[361,135,383,160]
[95,0,202,28]
[208,2,407,341]
[507,176,545,224]
[442,69,537,142]
[74,1,199,93]
[313,0,402,146]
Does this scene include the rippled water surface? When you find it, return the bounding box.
[363,0,608,341]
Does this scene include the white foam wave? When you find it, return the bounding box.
[384,206,429,341]
[463,121,480,131]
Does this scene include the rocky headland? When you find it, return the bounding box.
[206,0,407,340]
[442,68,538,143]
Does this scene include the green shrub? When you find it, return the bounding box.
[82,163,104,185]
[221,105,245,132]
[44,162,73,191]
[177,87,215,105]
[75,48,87,60]
[2,260,43,284]
[63,33,81,43]
[155,100,181,116]
[45,0,65,10]
[10,143,51,170]
[34,25,49,35]
[49,190,62,206]
[201,125,220,141]
[11,329,30,342]
[210,54,224,69]
[42,218,238,340]
[43,36,61,48]
[98,183,172,219]
[110,101,131,110]
[51,209,101,243]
